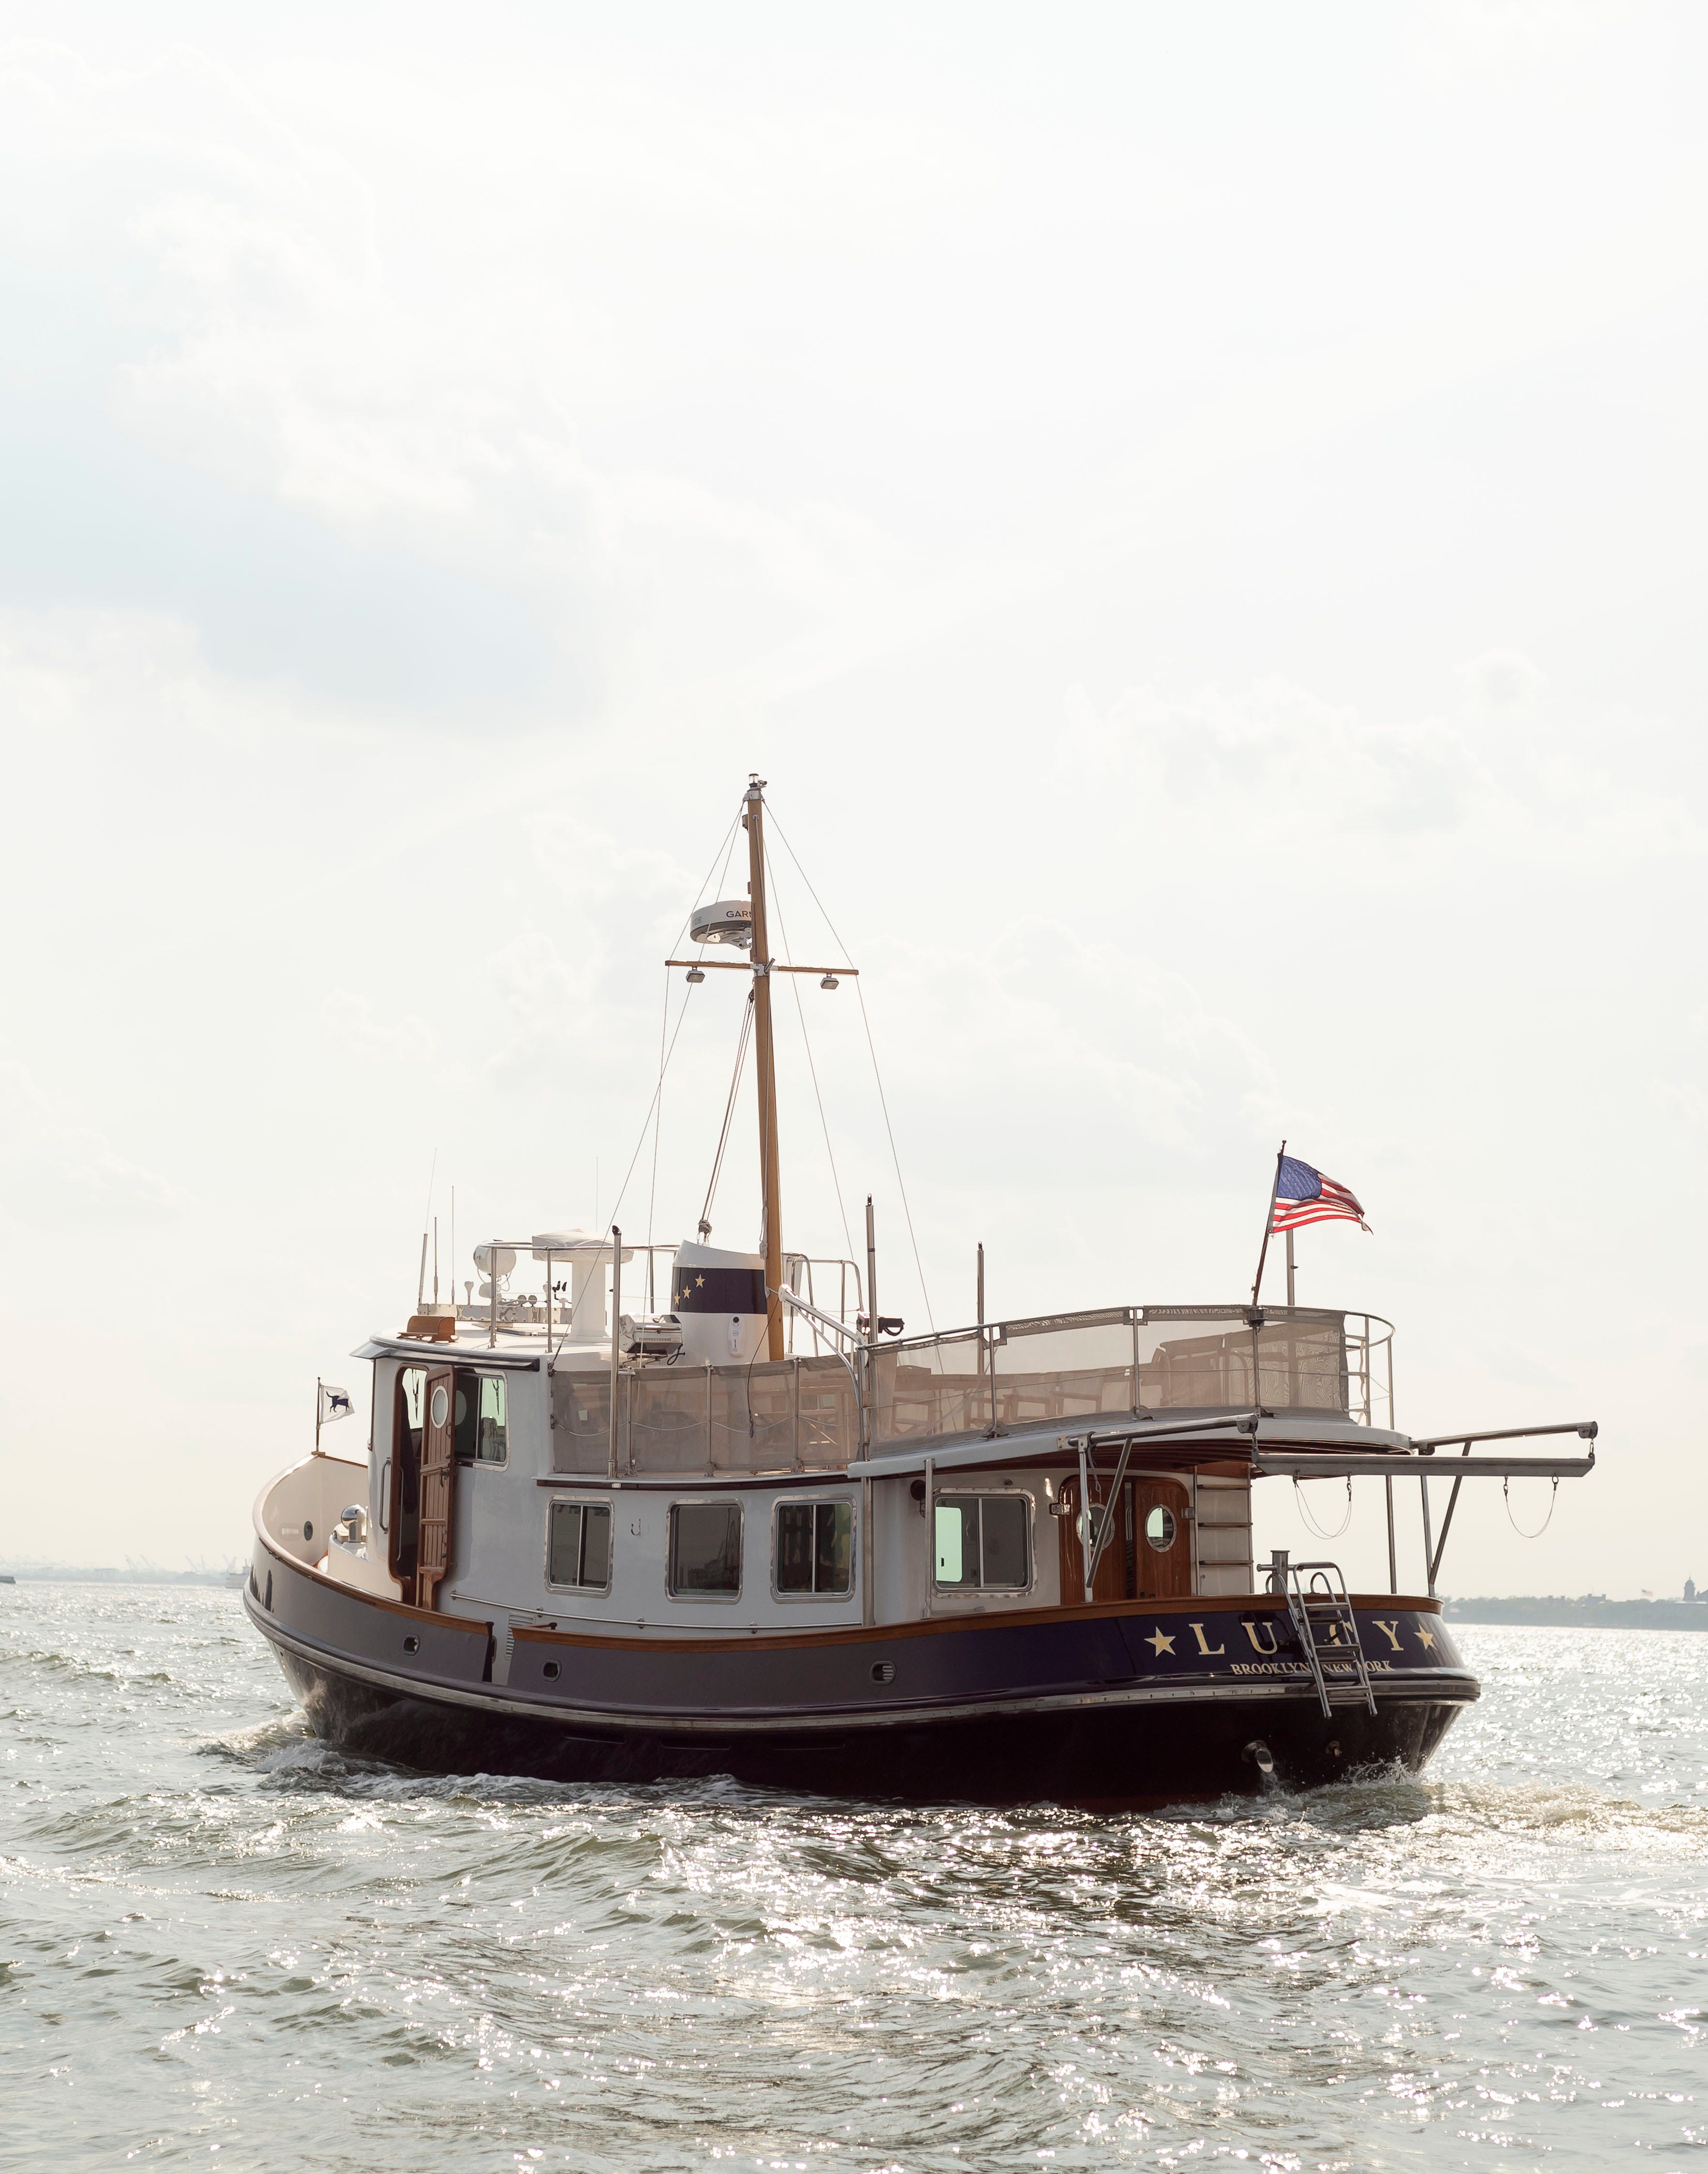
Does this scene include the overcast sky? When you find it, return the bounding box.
[2,2,1703,1596]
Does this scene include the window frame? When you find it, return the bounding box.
[665,1497,745,1603]
[543,1496,614,1596]
[453,1369,509,1467]
[770,1495,857,1603]
[931,1488,1034,1595]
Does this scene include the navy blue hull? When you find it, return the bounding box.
[269,1636,1465,1805]
[248,1538,1475,1808]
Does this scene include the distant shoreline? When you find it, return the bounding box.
[1444,1597,1708,1630]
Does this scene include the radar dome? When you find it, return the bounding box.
[689,898,753,948]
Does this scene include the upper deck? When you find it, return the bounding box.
[366,1301,1396,1479]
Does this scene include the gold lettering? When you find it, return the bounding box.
[1243,1619,1280,1654]
[1372,1620,1403,1653]
[1189,1622,1227,1656]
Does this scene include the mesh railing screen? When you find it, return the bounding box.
[1137,1314,1348,1414]
[555,1356,860,1475]
[994,1317,1137,1432]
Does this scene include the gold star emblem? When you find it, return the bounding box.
[695,1275,704,1288]
[1416,1625,1436,1650]
[1146,1627,1175,1655]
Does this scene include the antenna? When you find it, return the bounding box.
[417,1147,437,1312]
[433,1216,439,1304]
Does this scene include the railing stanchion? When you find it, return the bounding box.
[1420,1472,1435,1598]
[1386,1475,1397,1593]
[923,1455,935,1618]
[861,1473,874,1626]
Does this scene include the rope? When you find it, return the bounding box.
[1293,1474,1353,1540]
[1504,1474,1559,1538]
[765,845,855,1265]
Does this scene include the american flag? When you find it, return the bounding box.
[1271,1155,1370,1233]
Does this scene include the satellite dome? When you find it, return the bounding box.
[689,898,753,948]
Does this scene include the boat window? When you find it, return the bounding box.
[1144,1504,1178,1552]
[453,1372,508,1464]
[547,1500,612,1591]
[668,1502,742,1597]
[934,1493,1030,1591]
[774,1500,853,1597]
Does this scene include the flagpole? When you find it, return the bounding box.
[1251,1140,1286,1306]
[315,1377,322,1457]
[1285,1228,1295,1306]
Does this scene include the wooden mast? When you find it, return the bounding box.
[745,775,786,1360]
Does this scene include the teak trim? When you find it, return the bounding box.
[511,1590,1441,1655]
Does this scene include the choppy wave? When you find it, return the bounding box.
[1,1593,1704,2171]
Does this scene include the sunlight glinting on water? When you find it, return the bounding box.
[2,1589,1704,2170]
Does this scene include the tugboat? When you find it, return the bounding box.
[245,777,1597,1805]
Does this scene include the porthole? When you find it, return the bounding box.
[1144,1505,1178,1553]
[542,1661,561,1681]
[302,1519,314,1543]
[402,1635,419,1654]
[430,1385,450,1429]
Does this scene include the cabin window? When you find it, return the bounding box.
[774,1500,853,1597]
[547,1499,612,1591]
[453,1372,508,1464]
[668,1502,742,1597]
[1144,1504,1178,1552]
[934,1492,1030,1591]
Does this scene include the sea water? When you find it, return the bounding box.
[2,1585,1703,2171]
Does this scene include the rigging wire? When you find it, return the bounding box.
[550,965,704,1356]
[764,844,856,1266]
[699,989,755,1239]
[645,963,669,1310]
[541,790,766,1362]
[636,799,746,1314]
[768,805,936,1332]
[855,979,936,1332]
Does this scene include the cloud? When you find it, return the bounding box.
[0,1058,180,1225]
[1072,671,1703,860]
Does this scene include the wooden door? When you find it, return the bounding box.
[1130,1477,1192,1599]
[1059,1476,1132,1604]
[414,1367,457,1610]
[1059,1474,1193,1603]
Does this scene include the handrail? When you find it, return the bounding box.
[1409,1420,1597,1450]
[1255,1449,1595,1478]
[777,1286,862,1347]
